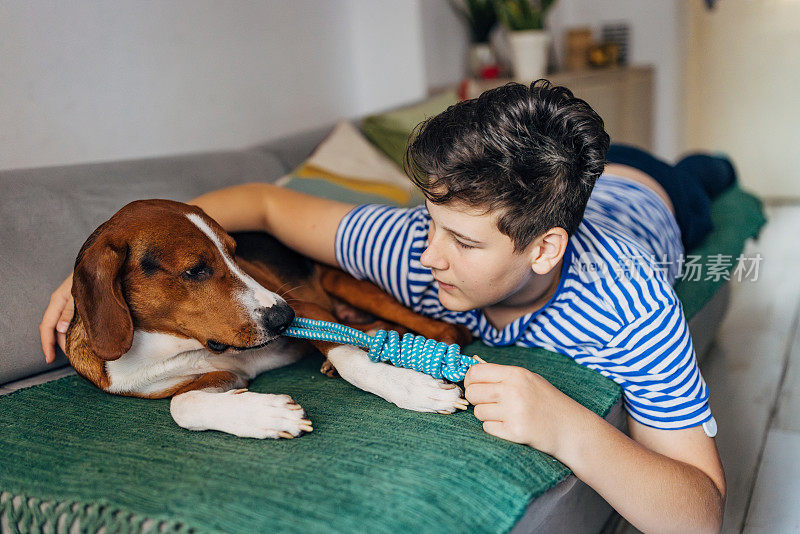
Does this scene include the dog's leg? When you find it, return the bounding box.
[344,320,411,337]
[326,345,469,414]
[213,338,310,379]
[293,301,469,414]
[169,371,312,439]
[319,267,473,346]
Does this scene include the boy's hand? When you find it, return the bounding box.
[464,360,587,457]
[39,273,75,364]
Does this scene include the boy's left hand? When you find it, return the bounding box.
[464,360,587,457]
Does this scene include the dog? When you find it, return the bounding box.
[65,199,472,439]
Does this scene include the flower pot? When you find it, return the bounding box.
[468,43,495,77]
[507,29,550,82]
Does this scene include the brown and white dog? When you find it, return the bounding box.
[65,199,471,439]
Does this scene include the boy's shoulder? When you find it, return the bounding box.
[579,174,684,285]
[562,239,679,331]
[564,182,684,328]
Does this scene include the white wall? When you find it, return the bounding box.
[2,0,688,171]
[420,0,470,91]
[348,0,427,114]
[685,0,800,199]
[0,0,427,171]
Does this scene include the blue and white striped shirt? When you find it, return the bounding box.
[335,174,713,430]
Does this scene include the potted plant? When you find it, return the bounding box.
[450,0,499,77]
[494,0,557,81]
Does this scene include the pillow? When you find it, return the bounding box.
[361,91,459,168]
[276,121,423,206]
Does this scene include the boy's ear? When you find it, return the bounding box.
[529,227,569,275]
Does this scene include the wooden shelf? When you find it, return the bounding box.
[433,65,654,152]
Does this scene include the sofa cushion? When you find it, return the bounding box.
[251,124,338,172]
[277,120,423,206]
[362,91,459,167]
[0,150,287,385]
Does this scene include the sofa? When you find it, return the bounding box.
[0,92,766,533]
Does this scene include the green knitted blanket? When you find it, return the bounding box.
[0,185,765,533]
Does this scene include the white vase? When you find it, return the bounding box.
[507,29,551,82]
[468,43,494,77]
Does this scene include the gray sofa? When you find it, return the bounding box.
[0,121,729,533]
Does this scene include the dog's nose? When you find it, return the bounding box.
[262,304,295,334]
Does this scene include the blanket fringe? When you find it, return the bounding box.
[0,490,195,533]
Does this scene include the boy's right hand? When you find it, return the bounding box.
[39,273,74,364]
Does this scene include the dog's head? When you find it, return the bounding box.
[72,199,294,361]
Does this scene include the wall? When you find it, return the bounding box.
[685,0,800,199]
[1,0,700,171]
[420,0,470,92]
[348,0,427,114]
[0,0,427,171]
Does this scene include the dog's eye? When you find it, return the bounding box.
[182,263,213,281]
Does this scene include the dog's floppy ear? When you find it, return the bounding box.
[72,227,133,361]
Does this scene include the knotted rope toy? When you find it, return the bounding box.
[283,317,479,382]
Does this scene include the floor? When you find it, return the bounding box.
[4,205,800,533]
[619,202,800,533]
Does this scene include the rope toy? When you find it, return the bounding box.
[283,317,478,382]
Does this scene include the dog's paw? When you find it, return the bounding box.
[325,345,469,414]
[383,368,469,414]
[170,389,312,439]
[320,359,339,378]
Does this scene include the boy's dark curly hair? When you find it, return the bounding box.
[404,80,610,252]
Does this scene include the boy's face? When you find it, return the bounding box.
[421,200,544,312]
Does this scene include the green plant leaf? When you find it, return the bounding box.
[493,0,557,31]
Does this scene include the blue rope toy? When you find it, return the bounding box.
[283,317,478,382]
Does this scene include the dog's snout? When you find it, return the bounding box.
[262,304,295,334]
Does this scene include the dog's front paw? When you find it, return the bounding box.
[170,389,313,439]
[384,368,469,414]
[326,345,469,414]
[320,359,339,378]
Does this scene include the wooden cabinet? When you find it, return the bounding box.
[442,65,655,152]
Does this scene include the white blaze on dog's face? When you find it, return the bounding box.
[72,199,294,359]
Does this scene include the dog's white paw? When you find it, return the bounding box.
[326,344,469,414]
[170,389,312,439]
[382,367,468,413]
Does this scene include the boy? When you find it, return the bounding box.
[41,81,727,532]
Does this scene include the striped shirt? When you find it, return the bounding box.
[335,174,713,431]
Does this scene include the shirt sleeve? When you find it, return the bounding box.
[334,204,428,307]
[594,302,714,430]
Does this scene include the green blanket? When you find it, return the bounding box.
[674,185,766,317]
[0,185,765,533]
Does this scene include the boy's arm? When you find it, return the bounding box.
[563,405,725,534]
[189,182,357,267]
[465,364,725,534]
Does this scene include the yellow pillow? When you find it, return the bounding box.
[277,121,417,206]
